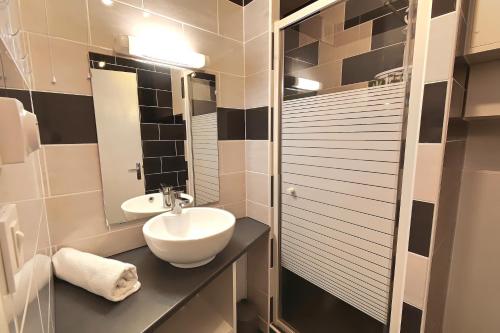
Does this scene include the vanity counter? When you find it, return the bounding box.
[54,217,269,333]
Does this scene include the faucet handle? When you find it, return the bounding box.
[160,183,172,194]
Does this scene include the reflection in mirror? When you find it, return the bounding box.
[89,53,221,224]
[186,72,220,206]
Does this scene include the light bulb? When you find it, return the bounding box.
[101,0,113,6]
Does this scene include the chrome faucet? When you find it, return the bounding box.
[170,190,185,215]
[159,184,173,209]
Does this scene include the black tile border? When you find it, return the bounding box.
[217,107,246,140]
[400,302,422,333]
[419,81,448,143]
[431,0,457,18]
[246,106,269,140]
[32,91,97,145]
[409,200,434,257]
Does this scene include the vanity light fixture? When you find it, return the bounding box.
[101,0,113,6]
[116,34,206,69]
[293,77,322,91]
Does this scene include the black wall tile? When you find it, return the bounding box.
[174,114,185,125]
[285,41,319,65]
[0,88,32,111]
[157,90,173,107]
[419,81,448,143]
[140,106,174,124]
[192,100,217,116]
[409,200,434,257]
[145,172,178,192]
[142,141,176,157]
[138,88,157,106]
[98,63,136,73]
[143,157,161,175]
[162,156,187,172]
[177,171,188,186]
[116,56,154,71]
[138,70,171,91]
[371,10,407,50]
[280,0,317,19]
[176,141,185,155]
[140,124,159,140]
[154,64,171,74]
[453,56,469,88]
[228,0,244,5]
[342,43,405,85]
[32,91,97,144]
[246,107,268,140]
[217,108,246,140]
[192,72,216,82]
[345,0,408,29]
[431,0,456,18]
[159,124,186,140]
[89,52,116,64]
[400,303,422,333]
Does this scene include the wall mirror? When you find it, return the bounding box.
[89,53,220,224]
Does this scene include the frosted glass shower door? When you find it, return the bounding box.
[276,0,412,331]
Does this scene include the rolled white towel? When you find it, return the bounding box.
[52,248,141,302]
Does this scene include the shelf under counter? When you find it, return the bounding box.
[54,217,270,333]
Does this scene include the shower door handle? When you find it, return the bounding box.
[128,162,142,180]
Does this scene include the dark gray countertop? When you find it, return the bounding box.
[55,217,269,333]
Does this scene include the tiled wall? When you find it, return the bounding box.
[400,0,470,332]
[0,48,53,333]
[88,52,188,194]
[282,0,409,101]
[14,0,249,254]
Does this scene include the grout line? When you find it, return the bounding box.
[44,189,102,200]
[244,29,269,44]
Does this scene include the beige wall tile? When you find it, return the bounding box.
[44,144,102,196]
[144,0,218,33]
[245,70,268,109]
[465,61,500,118]
[88,0,183,49]
[57,224,145,257]
[404,252,428,308]
[46,0,89,43]
[246,172,269,206]
[219,172,246,205]
[425,235,453,333]
[444,171,500,333]
[184,26,244,76]
[246,200,270,225]
[29,34,91,95]
[464,119,500,172]
[244,0,269,42]
[0,151,43,203]
[222,201,246,219]
[414,143,443,202]
[245,33,269,75]
[219,141,246,174]
[46,191,107,245]
[15,199,46,260]
[218,0,243,41]
[218,73,244,109]
[425,12,457,83]
[19,0,48,34]
[289,60,341,90]
[245,140,270,174]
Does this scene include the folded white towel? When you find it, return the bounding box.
[52,247,141,302]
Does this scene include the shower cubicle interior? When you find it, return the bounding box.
[273,0,415,331]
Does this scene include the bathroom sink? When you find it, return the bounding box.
[142,207,235,268]
[121,193,193,221]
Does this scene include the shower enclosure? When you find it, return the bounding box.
[272,0,416,331]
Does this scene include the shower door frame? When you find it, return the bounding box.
[270,0,425,332]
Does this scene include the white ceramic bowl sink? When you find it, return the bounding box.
[121,193,193,221]
[143,207,235,268]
